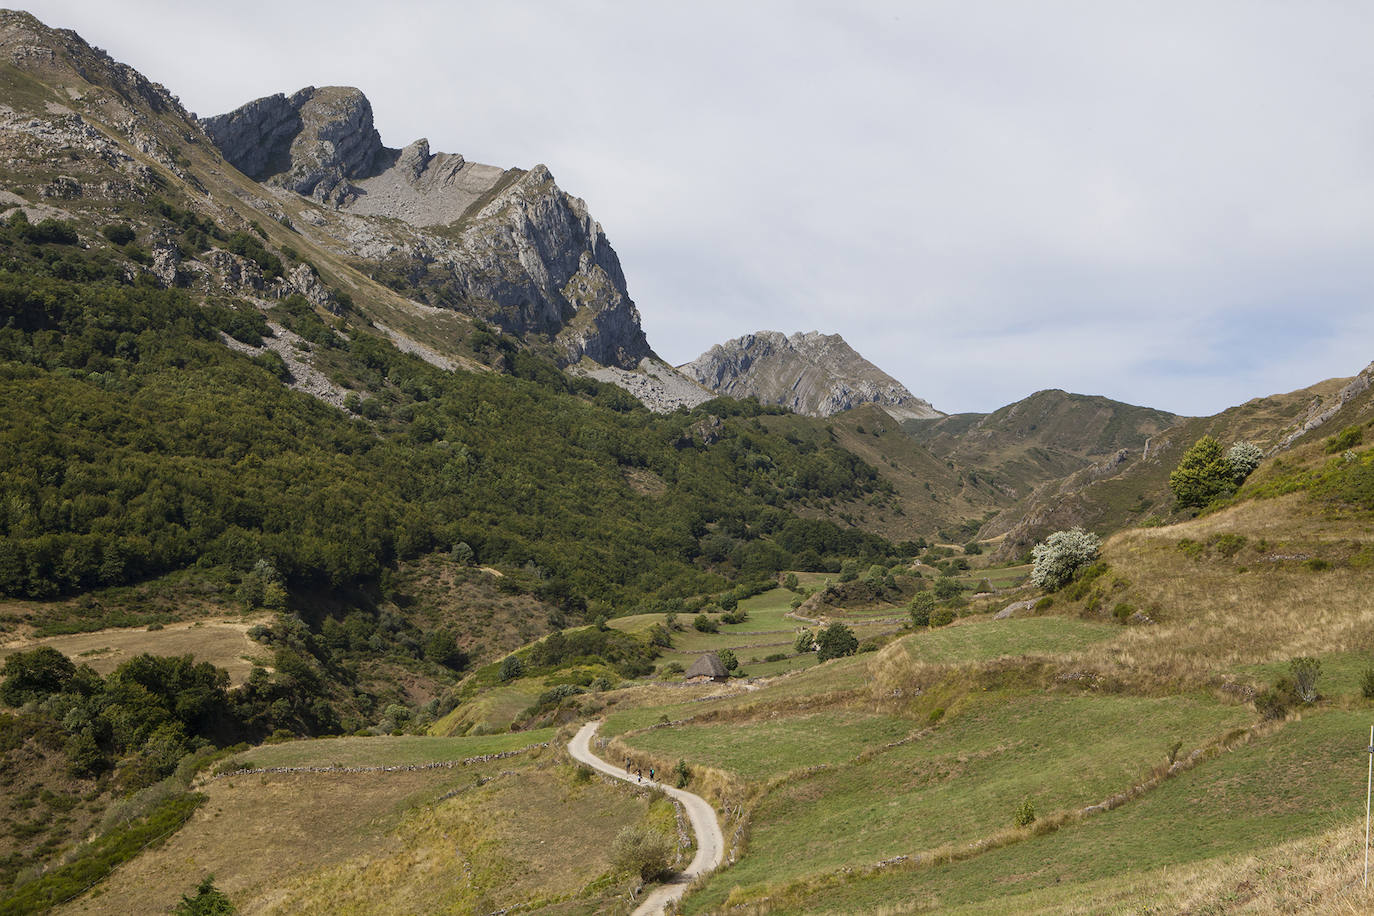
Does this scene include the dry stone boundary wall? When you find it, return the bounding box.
[211,742,549,780]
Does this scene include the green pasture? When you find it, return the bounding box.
[658,648,819,679]
[228,729,557,769]
[602,653,876,738]
[684,692,1249,912]
[742,652,877,700]
[429,682,541,736]
[619,710,914,783]
[659,619,897,660]
[730,652,822,678]
[754,707,1372,914]
[900,615,1120,665]
[966,563,1032,589]
[665,628,795,654]
[604,613,662,635]
[600,700,706,739]
[1232,650,1374,699]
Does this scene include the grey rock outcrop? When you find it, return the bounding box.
[682,331,942,419]
[204,88,654,371]
[281,263,340,313]
[1275,360,1374,451]
[203,86,383,203]
[574,358,714,413]
[200,92,299,180]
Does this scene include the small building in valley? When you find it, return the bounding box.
[684,653,728,683]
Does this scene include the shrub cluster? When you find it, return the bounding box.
[909,592,934,627]
[1030,527,1102,590]
[1170,436,1264,509]
[0,645,320,788]
[611,824,675,882]
[815,623,858,661]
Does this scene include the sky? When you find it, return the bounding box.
[19,1,1374,416]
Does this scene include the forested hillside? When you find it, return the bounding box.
[0,212,896,610]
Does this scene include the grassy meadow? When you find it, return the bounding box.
[42,479,1374,915]
[617,490,1373,913]
[0,616,271,685]
[225,730,557,769]
[739,707,1374,914]
[615,710,915,783]
[63,736,672,916]
[675,693,1249,912]
[897,615,1118,665]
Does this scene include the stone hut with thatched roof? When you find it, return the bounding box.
[685,652,728,683]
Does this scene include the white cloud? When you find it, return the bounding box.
[23,0,1374,415]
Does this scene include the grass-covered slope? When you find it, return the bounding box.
[983,370,1369,554]
[906,388,1179,474]
[557,447,1374,914]
[56,733,679,915]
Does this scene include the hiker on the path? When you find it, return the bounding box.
[626,756,631,773]
[637,768,642,783]
[649,767,655,782]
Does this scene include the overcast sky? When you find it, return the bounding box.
[21,1,1374,415]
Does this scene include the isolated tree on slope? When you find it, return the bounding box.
[815,623,859,661]
[1030,527,1101,590]
[1226,441,1264,483]
[1169,436,1236,508]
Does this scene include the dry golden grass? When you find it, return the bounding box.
[259,761,646,915]
[61,748,653,916]
[929,817,1374,915]
[869,494,1374,712]
[0,616,271,685]
[1078,493,1374,681]
[59,769,448,915]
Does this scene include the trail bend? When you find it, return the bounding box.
[568,721,725,916]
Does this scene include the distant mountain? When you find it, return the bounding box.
[788,390,1178,544]
[981,364,1374,554]
[0,7,901,607]
[904,390,1181,501]
[681,331,942,420]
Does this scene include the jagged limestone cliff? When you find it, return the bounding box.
[202,87,657,371]
[682,331,942,420]
[0,4,705,410]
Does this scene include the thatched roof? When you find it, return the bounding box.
[685,653,728,679]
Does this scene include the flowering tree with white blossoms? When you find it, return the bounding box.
[1226,441,1263,483]
[1030,526,1102,590]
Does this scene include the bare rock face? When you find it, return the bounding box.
[199,92,299,180]
[203,86,383,203]
[573,358,714,413]
[203,88,653,370]
[1275,360,1374,451]
[682,331,942,419]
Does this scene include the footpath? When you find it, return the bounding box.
[568,721,725,916]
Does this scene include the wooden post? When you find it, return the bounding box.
[1366,725,1372,887]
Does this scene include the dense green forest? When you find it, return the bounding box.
[0,211,895,613]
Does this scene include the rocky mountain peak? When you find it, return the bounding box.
[0,9,185,118]
[202,86,656,372]
[202,86,383,203]
[681,331,942,420]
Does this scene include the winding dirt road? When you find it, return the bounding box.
[569,721,725,916]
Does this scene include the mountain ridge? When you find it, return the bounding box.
[202,85,658,372]
[681,329,942,420]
